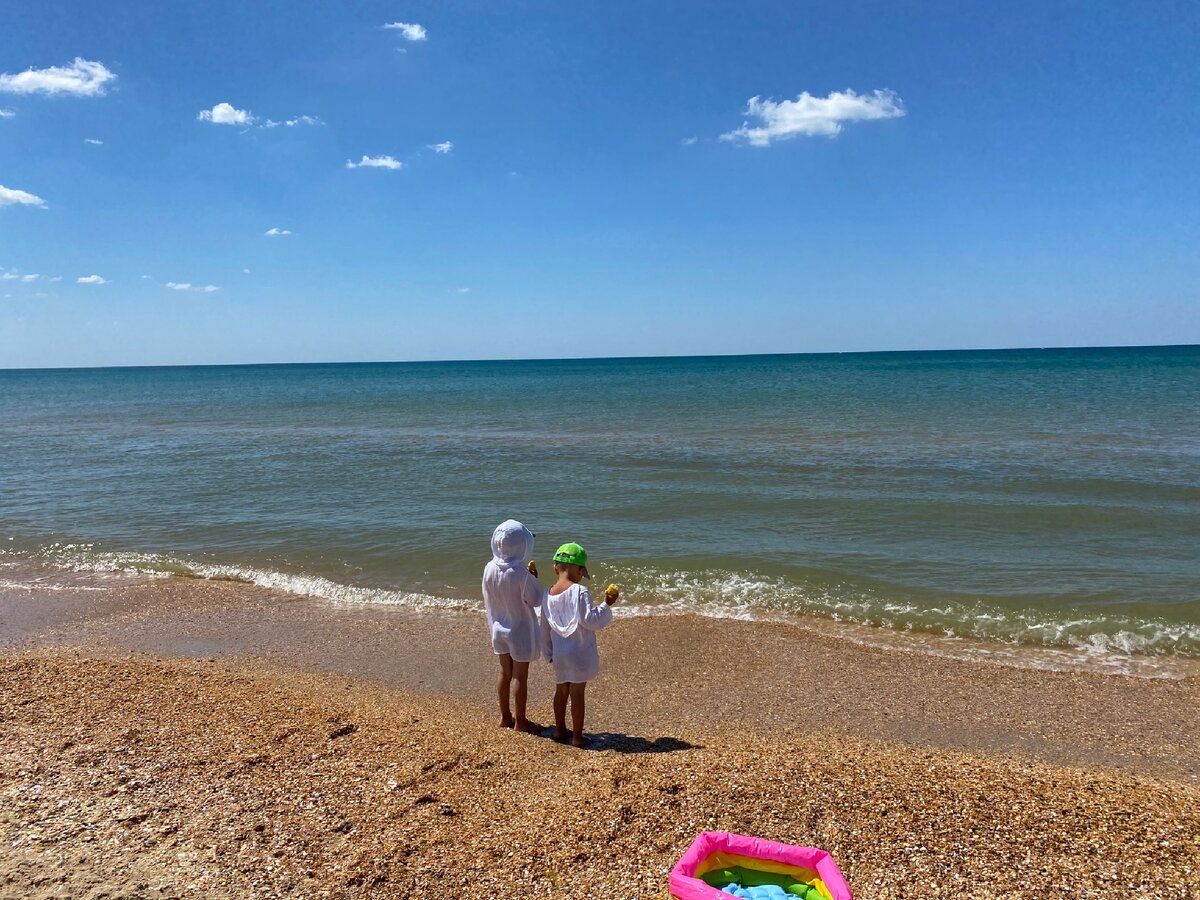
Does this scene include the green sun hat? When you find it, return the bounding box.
[552,542,591,577]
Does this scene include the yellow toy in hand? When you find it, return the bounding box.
[527,560,539,579]
[604,583,620,602]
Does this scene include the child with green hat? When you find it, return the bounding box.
[540,542,619,747]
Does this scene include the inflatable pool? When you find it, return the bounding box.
[669,832,852,900]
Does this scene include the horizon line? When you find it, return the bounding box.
[2,341,1197,374]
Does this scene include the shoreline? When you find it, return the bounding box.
[2,574,1196,781]
[5,559,1197,681]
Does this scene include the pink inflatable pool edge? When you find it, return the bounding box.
[669,832,853,900]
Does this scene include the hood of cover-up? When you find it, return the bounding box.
[545,583,584,637]
[490,519,534,570]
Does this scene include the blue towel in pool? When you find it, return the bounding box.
[721,885,789,899]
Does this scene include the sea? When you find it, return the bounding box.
[2,346,1198,676]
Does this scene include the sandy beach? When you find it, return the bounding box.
[1,577,1197,899]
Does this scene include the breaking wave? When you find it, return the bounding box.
[3,542,1197,677]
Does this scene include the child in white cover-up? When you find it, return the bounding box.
[540,541,619,747]
[482,519,546,733]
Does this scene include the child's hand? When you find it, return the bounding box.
[527,560,538,579]
[604,584,620,605]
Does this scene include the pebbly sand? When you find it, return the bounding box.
[1,577,1198,898]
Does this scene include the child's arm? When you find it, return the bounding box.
[522,566,542,610]
[576,586,613,631]
[538,593,553,661]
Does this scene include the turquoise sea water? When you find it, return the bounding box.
[2,347,1198,665]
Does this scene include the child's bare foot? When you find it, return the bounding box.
[571,735,592,748]
[515,719,544,734]
[498,717,515,729]
[552,728,570,743]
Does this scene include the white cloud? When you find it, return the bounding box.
[49,276,62,282]
[264,227,292,236]
[0,109,14,119]
[77,275,107,284]
[84,137,103,145]
[0,58,116,97]
[165,282,218,293]
[0,185,47,208]
[141,274,152,279]
[263,114,322,129]
[681,136,698,146]
[242,268,251,274]
[198,102,254,126]
[1,272,16,280]
[429,141,453,154]
[21,274,39,282]
[720,89,905,146]
[383,22,427,41]
[345,154,403,170]
[456,287,470,294]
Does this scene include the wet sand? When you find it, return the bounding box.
[1,577,1198,898]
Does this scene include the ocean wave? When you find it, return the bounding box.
[183,563,470,611]
[602,564,1200,661]
[3,544,1197,672]
[0,543,469,611]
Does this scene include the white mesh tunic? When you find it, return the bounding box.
[541,582,612,684]
[482,520,546,663]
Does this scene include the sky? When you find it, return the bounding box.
[1,1,1198,368]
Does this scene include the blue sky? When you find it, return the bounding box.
[2,1,1198,368]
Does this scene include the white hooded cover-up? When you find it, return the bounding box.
[482,519,546,663]
[540,582,612,684]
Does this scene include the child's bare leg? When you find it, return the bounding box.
[496,654,515,727]
[569,682,588,747]
[552,683,570,741]
[511,661,542,732]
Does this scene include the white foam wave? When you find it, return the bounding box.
[601,564,1200,665]
[184,562,470,611]
[4,545,1197,676]
[0,578,109,593]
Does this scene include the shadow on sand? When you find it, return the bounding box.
[540,731,701,754]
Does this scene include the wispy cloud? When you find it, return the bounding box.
[383,22,427,41]
[77,275,108,284]
[456,287,471,294]
[0,58,116,97]
[265,227,292,236]
[198,102,253,125]
[84,137,103,145]
[49,276,62,282]
[1,269,43,282]
[165,282,219,293]
[200,103,322,131]
[263,115,322,128]
[720,89,905,146]
[346,154,403,170]
[0,109,14,119]
[428,140,453,154]
[681,136,698,146]
[0,185,46,208]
